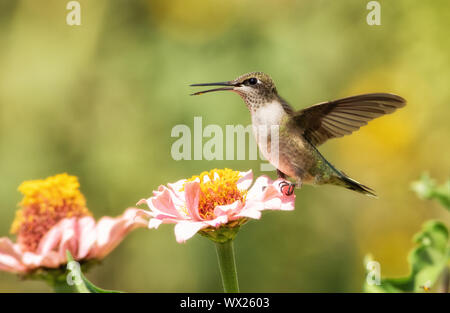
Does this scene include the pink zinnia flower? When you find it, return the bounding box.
[0,173,146,274]
[137,169,295,243]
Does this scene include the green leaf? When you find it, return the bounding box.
[364,220,450,292]
[411,173,450,211]
[66,251,122,293]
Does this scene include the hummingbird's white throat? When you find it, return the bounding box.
[251,100,286,129]
[251,100,285,169]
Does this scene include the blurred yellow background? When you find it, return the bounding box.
[0,0,449,292]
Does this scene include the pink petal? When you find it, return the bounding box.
[237,170,253,191]
[280,201,295,211]
[184,181,202,221]
[89,217,114,258]
[37,218,79,264]
[89,208,146,259]
[135,208,155,219]
[149,188,183,218]
[262,198,282,209]
[174,221,207,243]
[236,208,262,219]
[155,179,187,210]
[22,251,62,269]
[166,178,188,200]
[141,207,183,226]
[144,212,184,227]
[163,188,187,210]
[57,218,79,260]
[246,175,272,201]
[204,215,228,227]
[0,238,26,273]
[151,214,182,224]
[214,200,243,217]
[36,223,63,256]
[148,218,163,229]
[167,178,187,194]
[236,200,264,219]
[76,216,97,260]
[136,198,147,206]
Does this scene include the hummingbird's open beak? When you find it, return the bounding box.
[190,81,237,96]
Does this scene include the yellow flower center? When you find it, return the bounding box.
[185,168,246,220]
[10,173,92,252]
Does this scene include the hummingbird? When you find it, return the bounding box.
[190,72,406,197]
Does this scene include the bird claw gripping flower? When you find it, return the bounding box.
[136,169,296,243]
[0,173,146,278]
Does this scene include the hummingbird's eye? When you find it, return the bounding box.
[248,77,258,85]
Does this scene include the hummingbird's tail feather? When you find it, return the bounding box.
[335,173,377,197]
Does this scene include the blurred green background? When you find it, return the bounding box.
[0,0,449,292]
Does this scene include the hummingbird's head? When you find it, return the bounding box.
[191,72,278,109]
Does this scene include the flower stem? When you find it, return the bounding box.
[50,280,81,293]
[438,266,449,293]
[215,240,239,293]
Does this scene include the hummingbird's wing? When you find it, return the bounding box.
[292,93,406,146]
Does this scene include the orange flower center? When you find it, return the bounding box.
[185,169,246,220]
[10,173,91,252]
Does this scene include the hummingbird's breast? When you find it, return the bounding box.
[251,100,304,178]
[251,101,322,183]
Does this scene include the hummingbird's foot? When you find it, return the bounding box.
[279,181,295,196]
